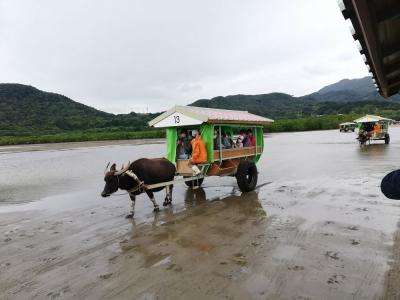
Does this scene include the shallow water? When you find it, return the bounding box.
[1,128,399,207]
[1,129,400,299]
[1,129,399,225]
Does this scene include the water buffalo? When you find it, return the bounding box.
[101,158,176,218]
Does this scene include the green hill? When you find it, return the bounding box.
[0,84,158,136]
[191,76,400,118]
[191,94,400,120]
[2,77,400,144]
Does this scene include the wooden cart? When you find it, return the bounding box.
[354,115,392,146]
[148,106,273,192]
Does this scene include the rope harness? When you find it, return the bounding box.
[108,169,147,197]
[124,170,146,193]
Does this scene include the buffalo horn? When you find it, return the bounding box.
[115,161,130,176]
[104,162,110,175]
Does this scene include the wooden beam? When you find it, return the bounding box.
[388,81,400,96]
[387,73,400,85]
[376,5,400,23]
[385,60,400,75]
[382,45,400,58]
[387,75,400,87]
[342,9,352,19]
[351,0,389,97]
[342,0,355,18]
[352,33,360,40]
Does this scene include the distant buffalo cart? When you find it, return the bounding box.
[339,122,355,132]
[354,115,392,146]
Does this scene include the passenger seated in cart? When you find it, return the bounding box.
[235,130,244,147]
[373,122,381,135]
[362,122,374,133]
[214,130,232,150]
[221,131,232,149]
[177,139,188,159]
[213,129,221,150]
[247,129,256,146]
[190,129,207,175]
[236,129,250,147]
[359,122,373,138]
[176,129,192,159]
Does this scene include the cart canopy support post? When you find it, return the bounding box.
[166,128,177,164]
[200,123,214,162]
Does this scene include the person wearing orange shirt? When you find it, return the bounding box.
[190,129,207,175]
[373,122,381,134]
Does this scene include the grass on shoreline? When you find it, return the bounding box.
[266,114,361,133]
[0,114,360,146]
[0,130,166,145]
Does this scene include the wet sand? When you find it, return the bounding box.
[383,223,400,300]
[0,138,165,154]
[1,130,400,299]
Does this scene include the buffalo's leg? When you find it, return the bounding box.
[146,190,159,212]
[126,192,136,219]
[163,185,173,206]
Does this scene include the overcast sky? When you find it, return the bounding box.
[0,0,369,113]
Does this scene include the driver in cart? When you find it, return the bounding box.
[373,122,381,137]
[190,129,207,175]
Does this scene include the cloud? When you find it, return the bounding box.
[179,83,203,93]
[0,0,369,113]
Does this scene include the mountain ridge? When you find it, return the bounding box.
[1,76,400,136]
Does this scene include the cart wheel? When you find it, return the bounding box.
[185,177,204,188]
[385,134,390,144]
[236,161,258,192]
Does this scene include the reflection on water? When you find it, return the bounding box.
[184,188,207,208]
[3,127,400,207]
[120,189,266,258]
[358,144,388,158]
[264,128,400,181]
[0,143,165,204]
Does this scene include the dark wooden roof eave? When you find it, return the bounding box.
[341,0,400,98]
